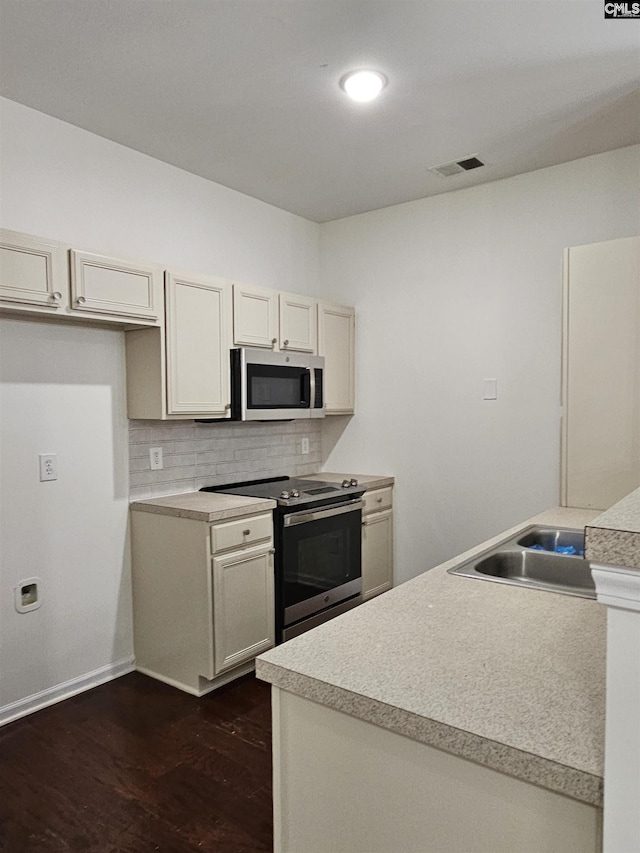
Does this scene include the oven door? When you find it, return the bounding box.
[280,499,362,628]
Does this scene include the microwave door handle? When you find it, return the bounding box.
[301,369,311,406]
[309,367,315,408]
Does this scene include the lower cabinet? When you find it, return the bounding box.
[212,544,275,677]
[130,508,275,696]
[361,487,393,600]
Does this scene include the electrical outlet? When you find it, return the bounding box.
[149,447,163,470]
[301,437,310,455]
[38,453,57,481]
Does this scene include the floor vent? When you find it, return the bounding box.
[429,155,485,178]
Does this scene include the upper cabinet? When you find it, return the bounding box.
[0,230,68,312]
[0,229,163,327]
[70,250,163,323]
[2,229,357,420]
[318,301,355,415]
[279,291,317,353]
[561,235,640,510]
[233,282,279,349]
[126,270,233,420]
[233,284,317,353]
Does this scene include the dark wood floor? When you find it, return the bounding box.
[0,672,273,853]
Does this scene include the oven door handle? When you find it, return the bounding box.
[283,498,363,527]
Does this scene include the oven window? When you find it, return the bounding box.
[281,508,361,609]
[247,364,310,409]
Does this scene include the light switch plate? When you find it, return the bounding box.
[483,378,498,400]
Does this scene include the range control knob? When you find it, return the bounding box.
[280,490,291,500]
[291,489,300,498]
[349,478,359,487]
[341,479,351,488]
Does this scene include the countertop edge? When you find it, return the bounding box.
[255,659,602,807]
[129,497,277,522]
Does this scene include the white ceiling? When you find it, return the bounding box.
[1,0,639,222]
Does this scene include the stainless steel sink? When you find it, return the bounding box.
[516,527,584,554]
[448,525,596,599]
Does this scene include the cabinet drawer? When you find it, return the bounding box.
[211,512,273,553]
[362,487,393,515]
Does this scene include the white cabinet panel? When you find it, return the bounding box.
[212,544,275,676]
[362,508,393,600]
[70,250,163,322]
[233,282,278,348]
[0,229,67,311]
[318,302,355,414]
[562,236,640,509]
[362,486,393,515]
[279,292,317,353]
[211,512,273,553]
[165,271,232,415]
[131,509,274,695]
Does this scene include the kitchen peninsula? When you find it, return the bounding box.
[256,504,608,853]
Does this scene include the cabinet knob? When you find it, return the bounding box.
[271,338,277,346]
[225,403,231,410]
[376,497,383,503]
[76,296,86,305]
[51,292,62,302]
[283,339,289,347]
[243,529,251,536]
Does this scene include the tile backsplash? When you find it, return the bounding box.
[129,419,323,500]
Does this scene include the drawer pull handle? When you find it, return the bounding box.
[376,497,383,503]
[243,529,251,535]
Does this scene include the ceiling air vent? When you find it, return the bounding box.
[429,155,485,178]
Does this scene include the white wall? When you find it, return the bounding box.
[0,318,132,719]
[319,145,640,584]
[0,97,320,720]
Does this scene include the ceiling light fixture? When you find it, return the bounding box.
[340,70,387,103]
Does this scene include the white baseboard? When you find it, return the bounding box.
[0,657,135,727]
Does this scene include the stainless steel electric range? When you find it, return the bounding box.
[201,476,364,642]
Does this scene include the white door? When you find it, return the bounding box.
[70,250,163,322]
[562,236,640,509]
[212,545,275,676]
[279,292,317,353]
[233,282,278,348]
[0,230,67,311]
[318,302,355,414]
[165,271,232,416]
[362,509,393,600]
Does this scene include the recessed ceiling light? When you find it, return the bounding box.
[340,70,387,103]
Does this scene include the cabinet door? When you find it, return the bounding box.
[165,271,233,416]
[0,229,67,311]
[362,509,393,600]
[70,250,163,323]
[212,544,275,676]
[279,292,317,353]
[233,282,278,348]
[318,302,355,414]
[562,236,640,509]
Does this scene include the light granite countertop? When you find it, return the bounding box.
[128,472,394,522]
[129,491,277,522]
[307,471,395,491]
[586,486,640,569]
[257,505,606,806]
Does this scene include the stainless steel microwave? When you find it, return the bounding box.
[231,347,325,421]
